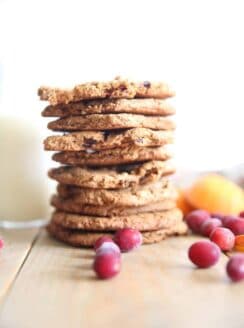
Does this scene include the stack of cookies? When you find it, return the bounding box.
[39,77,187,247]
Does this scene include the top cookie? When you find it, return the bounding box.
[38,77,174,105]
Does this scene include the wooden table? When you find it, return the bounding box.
[0,228,243,328]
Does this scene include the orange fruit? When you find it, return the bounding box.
[176,189,194,216]
[234,235,244,252]
[185,174,244,215]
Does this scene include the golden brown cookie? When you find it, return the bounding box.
[42,98,175,117]
[52,146,172,166]
[47,220,187,247]
[57,179,169,207]
[48,161,175,189]
[44,128,174,152]
[51,194,176,216]
[38,77,175,105]
[51,208,182,231]
[47,114,175,131]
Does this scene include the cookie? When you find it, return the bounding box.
[38,77,175,105]
[57,179,169,206]
[51,193,176,216]
[47,114,175,131]
[48,160,175,189]
[52,146,172,166]
[47,220,187,247]
[42,98,175,117]
[44,128,174,152]
[51,208,182,231]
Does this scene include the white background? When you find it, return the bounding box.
[0,0,243,218]
[1,0,244,169]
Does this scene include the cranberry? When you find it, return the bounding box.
[143,81,151,88]
[96,242,121,257]
[226,255,244,282]
[188,241,220,268]
[239,211,244,218]
[200,218,222,237]
[210,227,235,251]
[114,228,142,252]
[103,131,110,140]
[94,236,114,251]
[83,137,97,147]
[93,252,121,279]
[185,210,210,233]
[119,85,127,91]
[0,238,4,249]
[225,218,244,235]
[221,215,238,226]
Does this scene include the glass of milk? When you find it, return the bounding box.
[0,115,50,228]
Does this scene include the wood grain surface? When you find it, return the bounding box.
[0,228,39,304]
[0,230,243,328]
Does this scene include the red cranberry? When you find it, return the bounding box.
[225,218,244,235]
[185,210,210,233]
[94,236,114,251]
[226,255,244,282]
[239,211,244,218]
[221,215,238,226]
[114,228,142,252]
[200,218,222,237]
[96,242,121,257]
[0,238,4,249]
[143,81,151,88]
[188,241,220,268]
[210,227,235,251]
[93,252,121,279]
